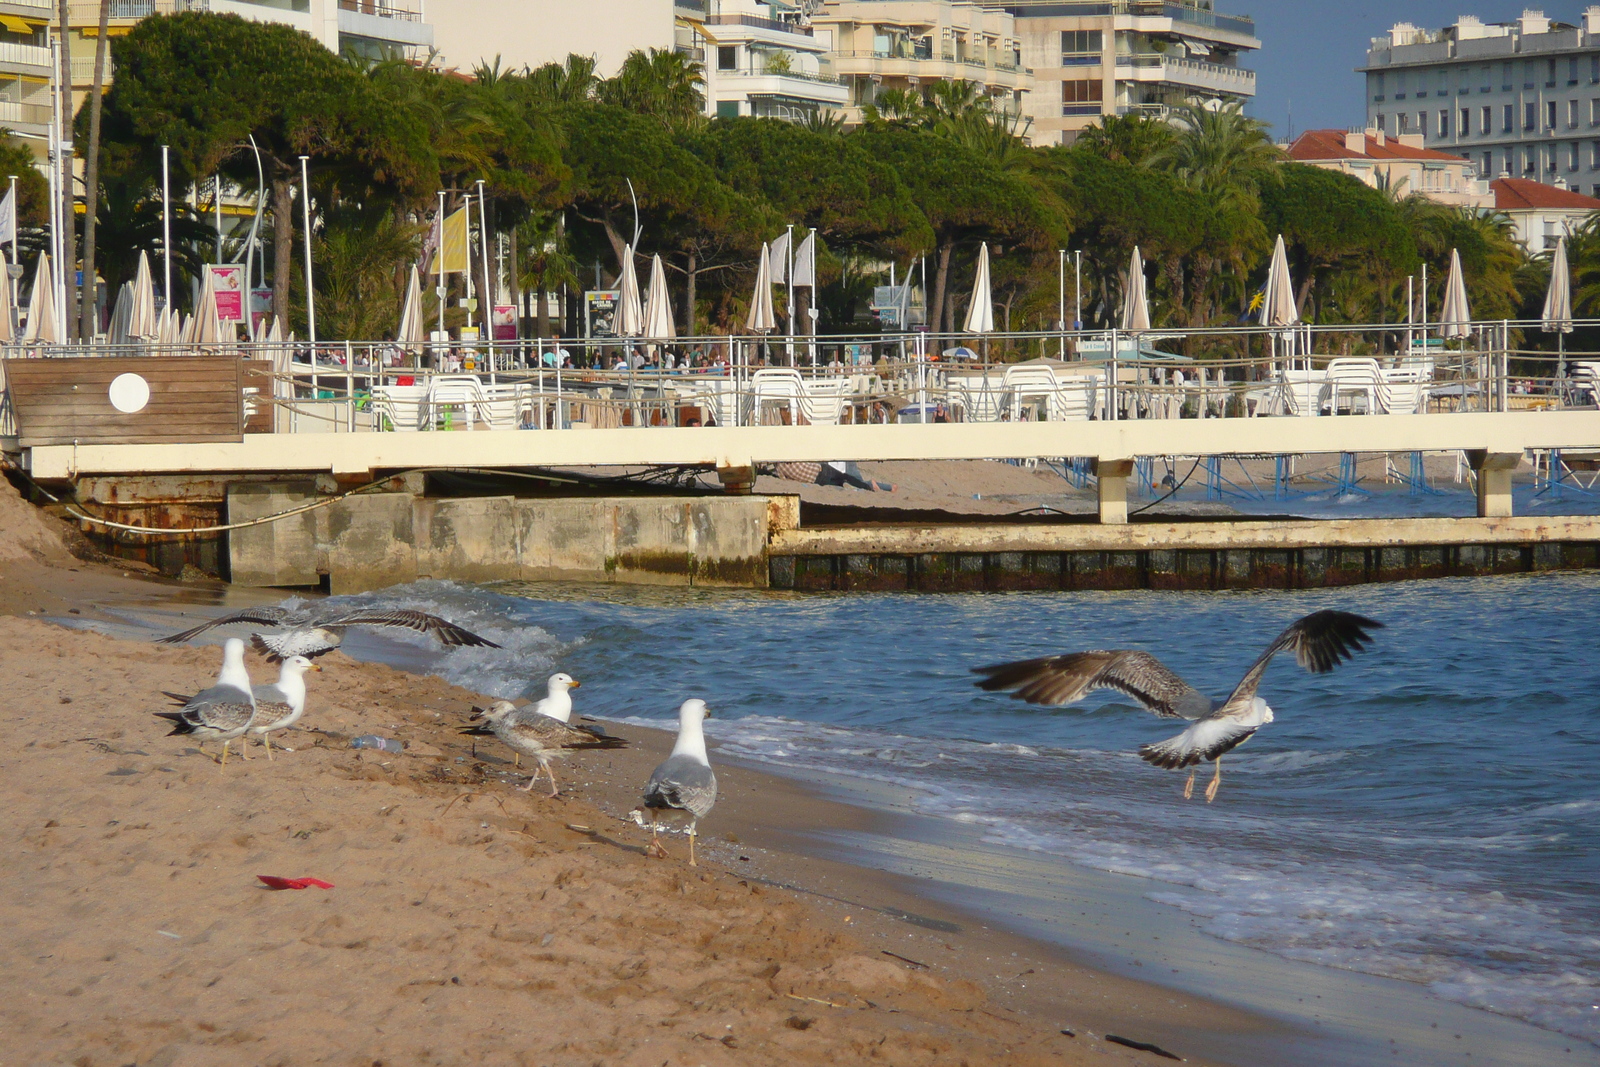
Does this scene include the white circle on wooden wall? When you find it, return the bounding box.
[108,373,150,414]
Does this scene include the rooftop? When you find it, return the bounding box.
[1491,176,1600,210]
[1285,129,1472,164]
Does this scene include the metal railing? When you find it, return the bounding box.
[0,99,51,127]
[0,40,53,70]
[722,65,841,85]
[1004,1,1255,37]
[4,322,1595,442]
[336,0,423,22]
[705,13,812,37]
[1115,53,1255,86]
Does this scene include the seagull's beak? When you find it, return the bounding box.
[569,679,581,689]
[703,706,713,719]
[312,663,323,672]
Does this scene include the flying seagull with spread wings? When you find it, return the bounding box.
[157,606,501,661]
[972,610,1383,802]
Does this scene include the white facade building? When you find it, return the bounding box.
[678,0,849,120]
[985,0,1258,146]
[1363,8,1600,196]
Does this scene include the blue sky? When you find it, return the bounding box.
[1245,2,1594,137]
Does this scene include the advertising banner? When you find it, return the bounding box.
[586,289,619,338]
[492,303,516,341]
[207,264,246,323]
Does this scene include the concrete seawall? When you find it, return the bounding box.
[768,516,1600,592]
[229,484,795,594]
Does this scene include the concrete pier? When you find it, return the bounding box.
[228,486,788,593]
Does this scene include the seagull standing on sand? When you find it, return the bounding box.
[154,638,259,769]
[633,699,718,865]
[461,699,626,796]
[972,610,1383,802]
[157,606,501,660]
[244,656,321,759]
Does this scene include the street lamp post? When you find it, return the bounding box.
[1057,249,1065,359]
[160,144,171,312]
[300,155,315,344]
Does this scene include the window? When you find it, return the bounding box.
[1506,149,1516,174]
[1373,71,1385,101]
[1398,112,1411,133]
[1593,54,1600,83]
[1395,70,1406,99]
[1593,140,1600,168]
[1550,144,1560,171]
[1548,100,1559,128]
[1572,141,1582,170]
[1461,108,1470,134]
[1571,99,1582,127]
[1480,63,1491,92]
[1571,56,1581,84]
[1062,79,1102,103]
[1482,105,1492,133]
[717,45,737,71]
[1437,69,1448,95]
[1375,113,1387,133]
[1547,57,1558,86]
[1504,103,1515,131]
[1483,151,1492,176]
[1440,109,1451,136]
[1061,30,1101,54]
[1593,99,1600,125]
[1526,58,1538,89]
[1525,150,1536,173]
[1526,102,1538,129]
[1501,60,1513,90]
[1417,111,1428,136]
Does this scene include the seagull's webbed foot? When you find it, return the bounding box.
[1205,758,1222,804]
[1183,767,1196,800]
[647,818,669,860]
[546,764,561,798]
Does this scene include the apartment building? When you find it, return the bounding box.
[1285,127,1494,209]
[982,0,1258,146]
[1362,8,1600,196]
[0,0,55,154]
[676,0,848,120]
[1492,175,1600,249]
[809,0,1031,128]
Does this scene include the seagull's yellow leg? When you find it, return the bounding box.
[219,739,231,771]
[1183,767,1196,800]
[647,813,669,859]
[1205,758,1223,803]
[263,732,275,762]
[546,762,560,799]
[518,763,542,792]
[688,821,698,867]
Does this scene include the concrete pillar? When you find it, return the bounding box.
[1467,451,1521,518]
[717,464,756,495]
[1095,458,1136,525]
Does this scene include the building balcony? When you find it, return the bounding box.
[703,12,821,51]
[68,0,209,22]
[0,97,50,138]
[0,0,53,15]
[1008,1,1257,46]
[338,1,431,48]
[0,38,52,72]
[1114,52,1255,97]
[828,49,1030,90]
[713,66,850,107]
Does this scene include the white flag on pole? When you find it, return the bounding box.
[0,186,16,255]
[792,231,816,287]
[767,231,790,284]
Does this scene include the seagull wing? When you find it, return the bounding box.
[507,711,626,751]
[318,609,502,649]
[1217,610,1384,715]
[157,607,299,644]
[972,649,1210,719]
[252,631,338,662]
[644,755,718,819]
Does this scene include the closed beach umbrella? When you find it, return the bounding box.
[396,264,424,353]
[129,250,157,340]
[1120,245,1151,333]
[192,271,222,345]
[1544,235,1575,376]
[1260,234,1299,327]
[106,282,132,345]
[746,242,775,333]
[23,252,59,344]
[156,305,179,346]
[964,242,994,334]
[642,253,675,341]
[1438,248,1471,340]
[617,244,643,338]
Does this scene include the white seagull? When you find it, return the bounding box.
[157,606,501,661]
[244,656,321,759]
[633,699,718,865]
[155,638,259,769]
[972,610,1383,802]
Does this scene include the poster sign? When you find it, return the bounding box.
[207,264,246,323]
[585,289,619,338]
[249,288,273,336]
[492,303,516,341]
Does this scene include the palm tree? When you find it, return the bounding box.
[1073,113,1177,167]
[1152,100,1282,205]
[519,54,600,107]
[314,203,424,342]
[598,49,705,129]
[517,210,579,338]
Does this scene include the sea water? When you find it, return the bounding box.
[301,572,1600,1046]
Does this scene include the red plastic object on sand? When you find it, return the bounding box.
[257,875,335,890]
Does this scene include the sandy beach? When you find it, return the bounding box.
[4,474,1595,1067]
[0,475,1284,1066]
